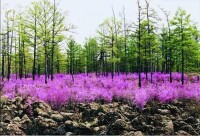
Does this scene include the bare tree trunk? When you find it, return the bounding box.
[44,43,48,84]
[111,35,114,80]
[51,0,56,81]
[0,0,1,79]
[1,35,5,81]
[32,10,37,80]
[15,37,17,79]
[181,18,184,85]
[137,0,142,88]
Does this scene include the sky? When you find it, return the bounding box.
[1,0,200,44]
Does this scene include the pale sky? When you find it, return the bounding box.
[1,0,200,44]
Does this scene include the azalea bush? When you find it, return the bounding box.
[1,72,200,109]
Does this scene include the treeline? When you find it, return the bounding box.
[0,0,200,86]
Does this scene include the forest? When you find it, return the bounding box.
[0,0,200,135]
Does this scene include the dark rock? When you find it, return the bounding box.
[93,126,100,132]
[168,105,180,115]
[60,112,74,120]
[124,112,139,120]
[4,114,12,123]
[163,119,174,134]
[134,131,144,136]
[74,124,95,135]
[98,112,124,125]
[13,117,21,122]
[19,114,32,131]
[66,132,73,135]
[101,105,111,113]
[34,107,49,117]
[89,102,101,110]
[31,101,52,116]
[0,96,9,105]
[36,116,58,128]
[175,130,192,135]
[124,131,135,136]
[65,120,79,131]
[181,112,190,119]
[131,115,146,129]
[142,125,156,134]
[107,119,132,135]
[54,125,66,135]
[1,97,200,135]
[180,125,198,135]
[157,109,170,115]
[185,116,196,124]
[13,97,23,106]
[82,104,104,122]
[174,120,187,131]
[5,123,25,135]
[50,114,64,122]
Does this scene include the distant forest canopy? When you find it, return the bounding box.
[0,0,200,86]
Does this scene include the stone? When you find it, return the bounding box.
[113,119,129,130]
[134,131,143,136]
[89,102,101,110]
[175,130,191,135]
[60,112,73,117]
[31,102,52,114]
[6,123,25,135]
[131,115,146,129]
[61,112,81,122]
[185,116,196,124]
[66,132,73,135]
[124,131,135,136]
[4,115,12,123]
[174,120,187,130]
[21,114,31,122]
[76,124,95,135]
[65,120,79,128]
[163,119,174,134]
[37,116,58,127]
[158,109,170,115]
[13,117,21,122]
[54,125,66,135]
[107,119,132,135]
[34,107,49,117]
[0,96,9,105]
[180,125,198,135]
[93,127,100,132]
[98,112,124,125]
[50,114,64,122]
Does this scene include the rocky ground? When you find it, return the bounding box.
[0,96,200,135]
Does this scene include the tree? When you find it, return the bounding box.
[144,0,160,83]
[27,1,39,80]
[160,8,173,83]
[171,8,198,85]
[98,16,121,80]
[136,0,143,87]
[33,0,67,83]
[120,7,131,75]
[84,38,98,75]
[67,38,81,81]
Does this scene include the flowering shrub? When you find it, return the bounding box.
[1,72,200,109]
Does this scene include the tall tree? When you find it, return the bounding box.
[136,0,142,87]
[161,8,173,82]
[171,8,197,85]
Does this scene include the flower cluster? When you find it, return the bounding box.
[2,73,200,109]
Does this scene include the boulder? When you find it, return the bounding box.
[157,109,170,115]
[134,131,144,136]
[107,119,132,135]
[175,130,192,135]
[50,114,64,122]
